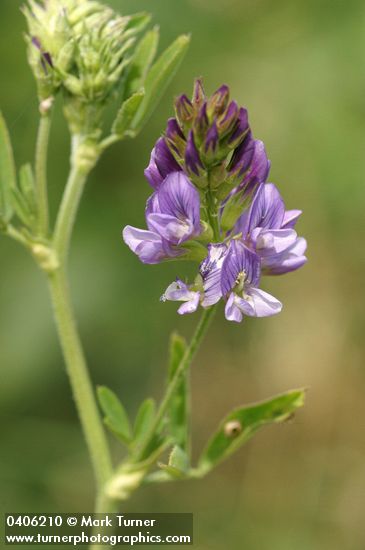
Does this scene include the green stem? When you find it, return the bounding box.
[206,180,220,242]
[53,136,87,262]
[47,137,112,493]
[136,305,217,461]
[48,268,113,489]
[89,492,119,550]
[35,113,52,236]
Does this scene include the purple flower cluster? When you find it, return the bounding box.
[123,81,307,323]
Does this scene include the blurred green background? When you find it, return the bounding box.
[1,0,365,549]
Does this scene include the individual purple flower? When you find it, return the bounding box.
[123,172,202,264]
[161,279,201,315]
[221,240,282,322]
[236,183,307,275]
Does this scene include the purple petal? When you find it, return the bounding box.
[178,294,200,315]
[255,228,298,256]
[245,183,285,234]
[282,209,302,229]
[229,132,255,175]
[244,288,282,317]
[122,226,166,264]
[228,107,249,147]
[200,243,228,307]
[218,100,239,134]
[261,237,307,275]
[144,138,181,189]
[157,172,201,236]
[161,280,200,315]
[204,121,219,153]
[241,141,270,190]
[166,118,185,142]
[225,292,243,322]
[147,213,194,245]
[185,131,204,176]
[221,240,261,295]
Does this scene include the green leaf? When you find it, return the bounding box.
[158,445,189,479]
[168,332,189,451]
[131,34,190,132]
[124,12,151,35]
[133,398,156,444]
[112,90,145,137]
[198,389,306,474]
[124,27,160,97]
[11,188,33,228]
[97,386,132,444]
[0,111,16,222]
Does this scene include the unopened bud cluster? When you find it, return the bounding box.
[23,0,149,133]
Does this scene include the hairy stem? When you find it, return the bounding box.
[48,268,113,488]
[136,305,217,461]
[48,138,113,494]
[35,113,52,236]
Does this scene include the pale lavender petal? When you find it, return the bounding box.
[221,240,261,295]
[255,228,298,256]
[178,293,200,315]
[245,288,282,317]
[200,243,228,307]
[122,226,166,264]
[282,209,302,229]
[161,280,200,315]
[225,292,244,322]
[262,237,307,275]
[225,292,260,322]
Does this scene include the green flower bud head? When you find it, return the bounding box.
[23,1,151,134]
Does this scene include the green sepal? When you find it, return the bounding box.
[131,34,190,132]
[198,389,306,474]
[220,187,251,233]
[180,240,208,262]
[0,112,16,223]
[112,90,145,137]
[97,386,132,444]
[158,445,189,479]
[124,27,159,98]
[167,332,190,451]
[133,398,156,446]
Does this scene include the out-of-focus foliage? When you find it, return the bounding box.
[1,1,365,549]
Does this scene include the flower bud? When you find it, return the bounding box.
[206,85,230,119]
[174,95,194,129]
